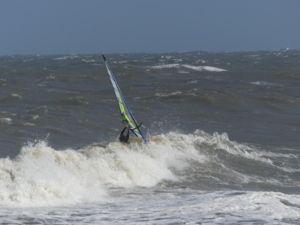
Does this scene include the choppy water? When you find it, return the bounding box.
[0,50,300,224]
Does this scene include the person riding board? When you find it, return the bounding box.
[119,113,130,143]
[119,126,130,143]
[119,113,142,143]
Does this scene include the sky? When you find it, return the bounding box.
[0,0,300,54]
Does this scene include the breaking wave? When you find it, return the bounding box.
[0,130,298,207]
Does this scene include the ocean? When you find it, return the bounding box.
[0,50,299,224]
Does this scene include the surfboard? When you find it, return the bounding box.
[102,55,147,143]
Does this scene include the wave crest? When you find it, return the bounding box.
[0,130,297,207]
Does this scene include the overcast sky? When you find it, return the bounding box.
[0,0,299,54]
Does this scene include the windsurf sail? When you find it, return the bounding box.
[102,55,147,143]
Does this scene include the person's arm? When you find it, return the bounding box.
[120,127,127,135]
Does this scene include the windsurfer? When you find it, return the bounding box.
[119,126,130,143]
[119,113,143,143]
[119,113,130,143]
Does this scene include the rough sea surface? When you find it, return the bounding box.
[0,50,299,224]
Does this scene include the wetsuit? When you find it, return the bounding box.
[119,126,130,143]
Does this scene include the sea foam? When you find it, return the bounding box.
[0,131,297,207]
[149,63,227,72]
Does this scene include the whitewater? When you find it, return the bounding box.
[1,131,300,224]
[0,51,300,224]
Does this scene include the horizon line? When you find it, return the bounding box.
[0,48,297,57]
